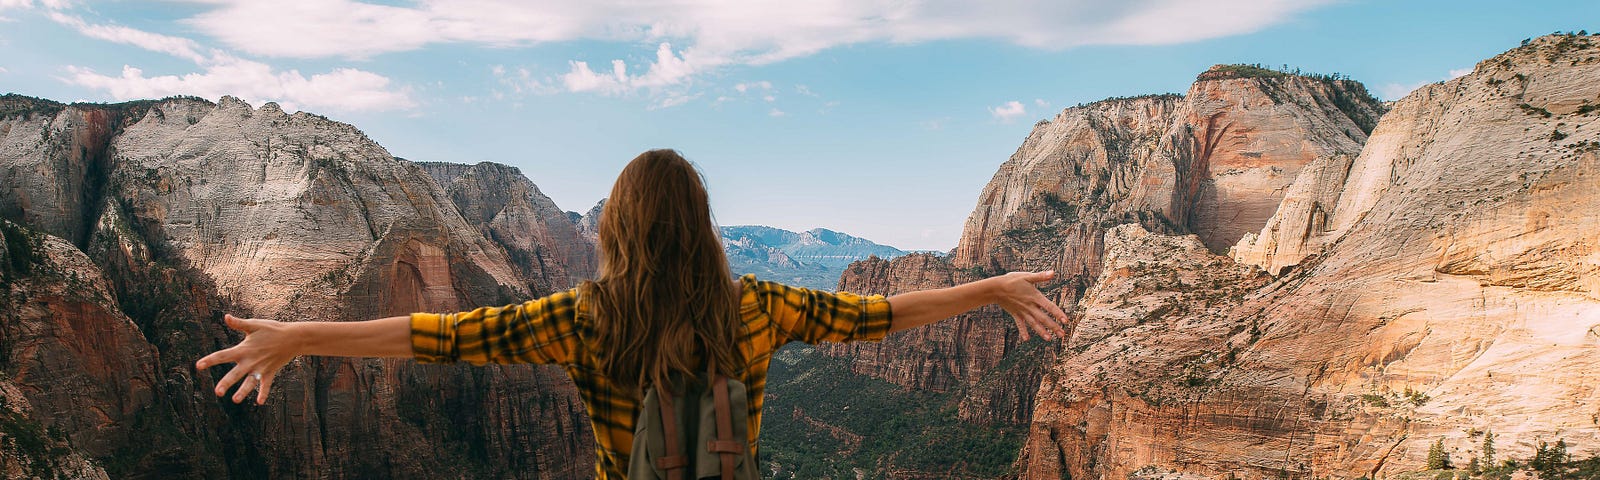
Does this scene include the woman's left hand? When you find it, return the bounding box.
[990,270,1073,341]
[195,314,301,405]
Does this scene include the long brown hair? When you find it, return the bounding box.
[580,149,744,394]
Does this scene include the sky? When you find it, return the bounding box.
[0,1,1593,251]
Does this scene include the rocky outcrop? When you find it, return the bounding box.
[811,63,1384,442]
[416,161,597,295]
[576,199,603,242]
[0,95,145,247]
[951,65,1379,268]
[0,96,596,478]
[1182,66,1379,253]
[1020,33,1600,479]
[0,376,109,480]
[1017,224,1277,480]
[0,221,151,480]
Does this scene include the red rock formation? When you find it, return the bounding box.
[815,63,1383,446]
[1019,34,1600,479]
[0,95,597,478]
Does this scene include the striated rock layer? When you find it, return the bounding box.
[417,160,597,295]
[0,94,595,479]
[811,60,1384,467]
[1020,34,1600,479]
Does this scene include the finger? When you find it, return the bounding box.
[1043,300,1074,338]
[224,314,257,334]
[257,372,276,405]
[1012,316,1030,342]
[196,347,239,370]
[1034,298,1070,337]
[1024,307,1062,340]
[215,364,252,397]
[232,374,258,404]
[1042,297,1072,327]
[1008,305,1046,337]
[1025,270,1057,284]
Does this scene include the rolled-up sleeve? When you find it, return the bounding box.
[410,288,582,365]
[754,276,893,345]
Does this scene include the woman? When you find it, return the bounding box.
[196,149,1071,478]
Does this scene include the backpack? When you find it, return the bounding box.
[627,362,760,480]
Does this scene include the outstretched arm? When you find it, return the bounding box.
[195,314,412,405]
[886,271,1071,341]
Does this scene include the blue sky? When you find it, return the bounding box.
[0,1,1592,250]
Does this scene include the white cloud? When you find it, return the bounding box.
[49,13,414,112]
[1378,66,1484,101]
[558,42,702,95]
[0,0,71,11]
[561,59,629,94]
[734,81,772,93]
[651,92,700,110]
[1377,81,1433,101]
[768,108,785,117]
[1034,98,1050,107]
[0,66,7,74]
[64,60,415,112]
[989,100,1027,122]
[49,12,208,63]
[172,0,1331,94]
[795,84,818,97]
[492,64,555,95]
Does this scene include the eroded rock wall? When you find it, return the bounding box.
[1021,34,1600,479]
[0,96,598,479]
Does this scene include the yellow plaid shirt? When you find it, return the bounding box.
[410,274,894,479]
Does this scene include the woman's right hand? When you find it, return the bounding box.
[195,314,301,405]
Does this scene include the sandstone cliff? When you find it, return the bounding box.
[417,160,597,295]
[797,60,1384,477]
[1019,33,1600,479]
[0,95,595,479]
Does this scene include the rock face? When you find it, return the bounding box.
[575,199,603,242]
[0,97,124,248]
[799,61,1384,475]
[0,222,149,480]
[0,95,596,479]
[1017,224,1278,480]
[417,161,597,295]
[1020,34,1600,479]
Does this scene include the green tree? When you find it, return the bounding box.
[1481,430,1496,467]
[1531,439,1569,474]
[1427,438,1453,470]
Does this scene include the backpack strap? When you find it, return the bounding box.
[654,383,687,480]
[706,362,739,480]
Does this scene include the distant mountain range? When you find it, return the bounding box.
[720,225,908,290]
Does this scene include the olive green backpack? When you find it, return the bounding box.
[627,363,759,480]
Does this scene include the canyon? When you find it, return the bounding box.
[800,47,1384,478]
[1016,34,1600,479]
[0,32,1595,480]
